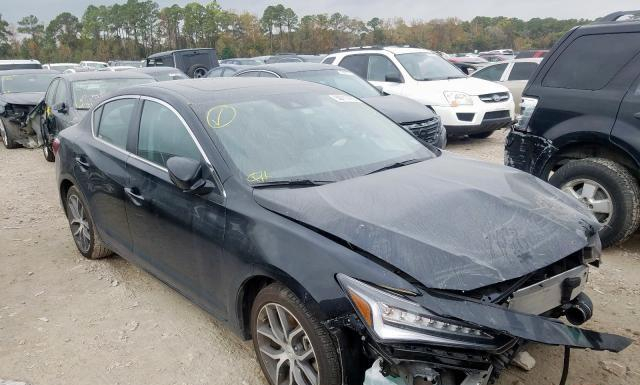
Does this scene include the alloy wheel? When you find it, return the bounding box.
[193,68,207,78]
[67,194,91,253]
[561,178,613,225]
[256,303,319,385]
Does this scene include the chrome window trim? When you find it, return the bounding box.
[91,94,226,199]
[235,69,281,78]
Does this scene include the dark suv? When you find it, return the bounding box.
[505,10,640,247]
[145,48,219,78]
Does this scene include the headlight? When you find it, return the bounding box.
[443,91,474,107]
[337,274,497,348]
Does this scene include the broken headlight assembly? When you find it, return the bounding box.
[337,274,498,349]
[514,97,538,132]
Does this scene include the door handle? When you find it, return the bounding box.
[634,112,640,120]
[75,156,89,169]
[124,187,146,206]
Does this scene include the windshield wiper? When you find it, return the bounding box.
[251,179,334,188]
[366,158,426,175]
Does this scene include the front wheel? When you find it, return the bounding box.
[251,283,341,385]
[0,119,19,149]
[65,186,112,259]
[43,143,55,162]
[549,158,640,247]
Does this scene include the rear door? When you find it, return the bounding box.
[72,97,138,255]
[124,98,226,310]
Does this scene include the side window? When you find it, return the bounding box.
[208,67,224,77]
[367,55,402,82]
[97,99,137,150]
[137,100,201,168]
[322,57,336,65]
[45,79,59,105]
[53,81,68,105]
[543,33,640,90]
[93,105,103,132]
[259,72,278,78]
[508,62,538,81]
[236,71,261,77]
[339,55,368,79]
[472,63,508,81]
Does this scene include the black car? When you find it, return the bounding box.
[206,64,244,78]
[0,69,58,149]
[40,71,155,161]
[145,48,219,78]
[235,63,447,148]
[55,78,629,385]
[505,10,640,247]
[133,66,189,82]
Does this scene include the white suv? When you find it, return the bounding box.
[323,46,515,138]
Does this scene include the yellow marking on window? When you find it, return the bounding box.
[206,105,237,129]
[247,171,269,183]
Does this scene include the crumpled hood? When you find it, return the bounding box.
[362,94,436,124]
[0,92,45,106]
[254,154,600,291]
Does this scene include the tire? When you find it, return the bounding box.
[187,64,208,78]
[468,130,494,139]
[65,185,112,259]
[43,143,55,162]
[251,283,341,385]
[549,158,640,247]
[0,118,19,149]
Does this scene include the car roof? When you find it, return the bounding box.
[0,69,58,75]
[58,71,154,82]
[0,59,41,64]
[111,78,340,104]
[329,46,434,57]
[147,48,216,58]
[238,63,338,75]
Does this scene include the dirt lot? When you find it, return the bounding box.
[1,128,638,385]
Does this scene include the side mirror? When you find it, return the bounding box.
[53,102,67,114]
[385,73,402,83]
[166,156,215,195]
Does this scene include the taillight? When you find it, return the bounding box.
[52,137,61,155]
[514,97,538,132]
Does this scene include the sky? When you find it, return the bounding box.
[2,0,638,24]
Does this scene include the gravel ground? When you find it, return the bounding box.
[1,128,638,385]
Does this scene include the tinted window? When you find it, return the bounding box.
[137,100,200,168]
[543,33,640,90]
[93,105,103,131]
[508,62,538,81]
[339,55,368,78]
[472,63,508,81]
[367,55,402,82]
[53,81,68,105]
[287,69,380,98]
[97,99,136,150]
[322,57,336,65]
[45,79,59,105]
[72,78,152,110]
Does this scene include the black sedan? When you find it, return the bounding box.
[40,71,155,161]
[235,63,447,148]
[0,69,58,149]
[54,78,629,385]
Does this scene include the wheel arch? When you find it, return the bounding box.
[59,177,75,215]
[547,139,640,180]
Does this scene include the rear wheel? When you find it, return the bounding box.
[43,143,55,162]
[468,130,494,139]
[65,186,112,259]
[0,119,19,149]
[549,158,640,247]
[187,64,208,78]
[251,283,341,385]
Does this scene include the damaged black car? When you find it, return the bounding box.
[55,78,630,385]
[0,69,58,149]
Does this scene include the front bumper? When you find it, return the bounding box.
[432,98,515,135]
[504,128,558,178]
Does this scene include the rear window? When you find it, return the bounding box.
[472,63,507,82]
[71,78,152,109]
[508,62,538,81]
[542,33,640,90]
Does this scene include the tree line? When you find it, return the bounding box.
[0,0,588,62]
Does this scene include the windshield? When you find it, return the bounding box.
[71,78,152,109]
[193,91,434,184]
[396,52,465,80]
[0,73,55,93]
[287,69,380,99]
